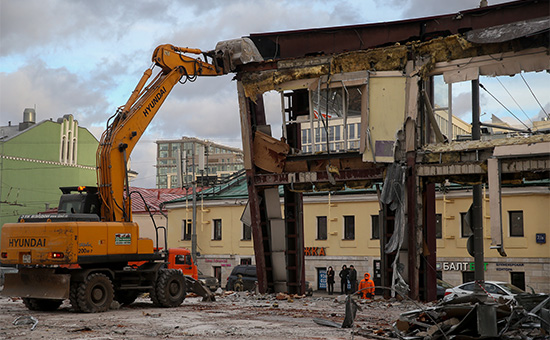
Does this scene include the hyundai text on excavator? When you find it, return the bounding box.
[0,39,262,312]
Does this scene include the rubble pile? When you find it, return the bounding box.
[393,294,550,340]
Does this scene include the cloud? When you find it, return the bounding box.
[0,0,174,57]
[535,103,550,121]
[381,0,514,19]
[1,0,546,189]
[0,60,111,128]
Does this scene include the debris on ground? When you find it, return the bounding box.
[393,294,550,339]
[13,315,38,331]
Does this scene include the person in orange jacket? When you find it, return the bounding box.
[358,272,375,299]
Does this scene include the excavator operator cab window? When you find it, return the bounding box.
[58,194,85,214]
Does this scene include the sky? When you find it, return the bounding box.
[1,0,548,188]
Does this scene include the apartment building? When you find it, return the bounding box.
[156,137,244,189]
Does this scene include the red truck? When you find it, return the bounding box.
[131,248,215,301]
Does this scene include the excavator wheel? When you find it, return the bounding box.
[149,285,160,306]
[22,298,63,311]
[69,283,81,312]
[115,290,141,305]
[154,269,186,307]
[76,273,114,313]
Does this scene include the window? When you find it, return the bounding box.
[240,258,252,265]
[435,214,442,239]
[343,216,355,240]
[317,216,327,240]
[175,254,192,265]
[371,215,379,240]
[462,271,475,283]
[328,126,334,141]
[302,129,309,145]
[171,143,180,156]
[182,219,192,241]
[348,124,355,139]
[158,143,169,158]
[242,223,251,241]
[509,211,524,237]
[213,219,222,240]
[460,212,473,238]
[460,282,477,292]
[510,272,525,291]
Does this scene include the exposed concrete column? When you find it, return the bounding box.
[407,151,419,300]
[471,79,485,292]
[237,81,268,293]
[423,182,437,301]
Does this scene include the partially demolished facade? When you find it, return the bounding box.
[225,0,550,300]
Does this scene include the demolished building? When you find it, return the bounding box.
[219,0,550,300]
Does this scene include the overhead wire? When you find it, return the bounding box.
[520,73,549,119]
[495,77,533,125]
[478,83,531,131]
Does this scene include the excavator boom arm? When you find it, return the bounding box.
[97,45,225,222]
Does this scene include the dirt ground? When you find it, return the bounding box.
[0,290,424,340]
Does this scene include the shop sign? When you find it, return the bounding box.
[495,263,524,272]
[437,262,488,271]
[205,259,228,263]
[304,247,326,256]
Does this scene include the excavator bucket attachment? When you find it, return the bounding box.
[184,276,216,302]
[213,38,263,73]
[2,268,70,300]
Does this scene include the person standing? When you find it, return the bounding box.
[326,266,335,295]
[348,265,358,294]
[358,272,375,300]
[339,265,349,294]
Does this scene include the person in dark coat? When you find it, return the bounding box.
[348,265,358,294]
[339,265,349,294]
[326,266,335,295]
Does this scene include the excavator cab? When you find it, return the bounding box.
[58,186,101,216]
[18,186,101,223]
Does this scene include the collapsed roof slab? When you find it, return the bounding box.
[238,33,549,99]
[247,0,549,60]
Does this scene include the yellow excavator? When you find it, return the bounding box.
[0,39,261,312]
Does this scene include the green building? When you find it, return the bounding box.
[0,109,98,228]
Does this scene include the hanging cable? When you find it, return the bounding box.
[479,83,531,131]
[496,77,533,125]
[520,73,549,119]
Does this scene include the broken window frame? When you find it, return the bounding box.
[426,47,549,144]
[279,72,367,155]
[307,81,363,154]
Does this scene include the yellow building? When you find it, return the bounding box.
[164,177,549,294]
